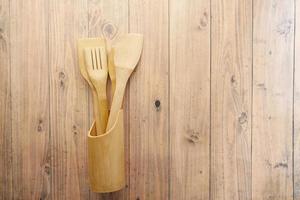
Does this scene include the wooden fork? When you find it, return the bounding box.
[84,47,109,135]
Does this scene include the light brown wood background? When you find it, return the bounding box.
[0,0,299,199]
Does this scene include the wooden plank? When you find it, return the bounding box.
[10,0,50,199]
[210,0,252,199]
[0,0,12,198]
[87,0,128,199]
[169,0,210,199]
[294,0,300,198]
[128,0,169,199]
[48,0,90,199]
[252,0,294,199]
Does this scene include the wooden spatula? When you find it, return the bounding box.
[106,33,143,131]
[78,38,106,136]
[84,46,109,135]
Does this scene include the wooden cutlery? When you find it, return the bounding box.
[78,33,143,134]
[106,34,143,131]
[78,38,106,136]
[79,33,143,193]
[105,35,117,99]
[84,46,109,135]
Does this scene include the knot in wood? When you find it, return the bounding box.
[198,12,208,30]
[238,112,247,124]
[154,100,161,111]
[72,125,77,131]
[37,119,43,132]
[44,164,51,175]
[59,71,65,79]
[102,22,117,40]
[58,71,66,88]
[186,129,201,144]
[72,125,78,135]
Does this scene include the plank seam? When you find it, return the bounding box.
[127,0,131,198]
[251,0,254,199]
[293,0,296,198]
[87,1,91,199]
[209,0,212,199]
[167,0,171,199]
[47,0,51,198]
[9,0,12,198]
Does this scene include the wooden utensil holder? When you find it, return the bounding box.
[87,110,125,193]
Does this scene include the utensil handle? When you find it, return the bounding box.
[106,81,127,131]
[98,98,109,134]
[94,80,108,135]
[108,49,116,97]
[92,90,102,135]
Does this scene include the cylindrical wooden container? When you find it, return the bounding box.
[87,110,125,193]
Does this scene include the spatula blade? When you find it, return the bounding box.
[113,33,143,70]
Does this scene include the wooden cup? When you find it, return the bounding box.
[87,110,125,193]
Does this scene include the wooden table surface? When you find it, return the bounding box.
[0,0,299,199]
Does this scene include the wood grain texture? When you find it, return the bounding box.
[128,0,169,199]
[1,0,299,199]
[210,0,252,199]
[87,0,128,199]
[49,0,90,199]
[169,0,210,199]
[10,0,50,199]
[0,0,12,198]
[294,0,300,198]
[252,0,294,199]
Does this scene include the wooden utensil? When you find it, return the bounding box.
[84,46,109,135]
[107,47,116,98]
[103,30,117,103]
[78,38,106,135]
[88,110,125,192]
[106,33,143,131]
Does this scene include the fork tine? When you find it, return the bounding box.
[85,47,107,72]
[95,48,100,70]
[99,46,107,70]
[93,49,97,69]
[90,50,95,70]
[98,48,102,69]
